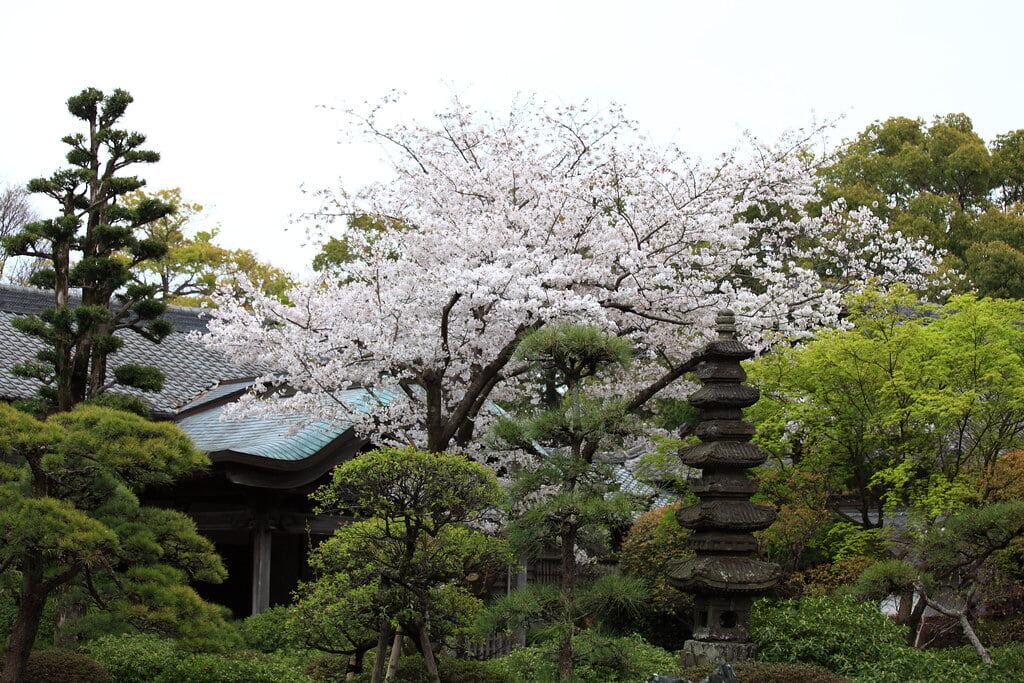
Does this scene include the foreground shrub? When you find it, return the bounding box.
[751,595,906,675]
[305,654,352,683]
[81,632,311,683]
[851,644,997,681]
[81,634,178,683]
[495,632,676,682]
[21,649,110,682]
[238,605,302,653]
[170,651,312,683]
[344,653,507,683]
[681,661,849,682]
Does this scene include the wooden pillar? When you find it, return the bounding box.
[251,512,272,615]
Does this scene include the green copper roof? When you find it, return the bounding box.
[177,403,348,461]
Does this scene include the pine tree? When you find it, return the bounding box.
[3,88,175,412]
[0,403,228,683]
[489,324,646,681]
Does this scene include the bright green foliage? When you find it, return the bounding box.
[238,605,303,654]
[752,595,907,674]
[81,633,311,683]
[493,632,677,683]
[122,188,294,307]
[489,323,643,681]
[748,288,1024,528]
[819,114,1024,297]
[2,88,182,412]
[0,403,228,681]
[299,447,510,682]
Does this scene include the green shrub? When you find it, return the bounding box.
[751,595,907,675]
[344,653,508,683]
[81,632,311,683]
[81,633,178,683]
[22,649,110,682]
[436,656,509,683]
[850,645,988,681]
[494,632,676,682]
[170,652,312,683]
[991,641,1024,678]
[305,653,352,682]
[238,605,302,653]
[681,661,850,682]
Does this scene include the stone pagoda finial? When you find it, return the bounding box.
[716,309,737,340]
[667,309,781,667]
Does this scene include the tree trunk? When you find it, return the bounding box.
[557,522,578,682]
[370,621,393,683]
[415,621,441,683]
[1,553,48,683]
[384,626,403,682]
[959,611,992,664]
[895,590,914,624]
[919,588,993,665]
[906,592,927,646]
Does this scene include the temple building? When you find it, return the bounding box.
[0,284,367,616]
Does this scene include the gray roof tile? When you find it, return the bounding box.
[0,285,263,417]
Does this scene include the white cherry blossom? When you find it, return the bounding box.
[202,99,941,453]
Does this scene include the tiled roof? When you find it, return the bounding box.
[0,284,212,333]
[0,285,263,418]
[178,402,347,461]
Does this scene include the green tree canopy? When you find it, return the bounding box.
[0,403,228,683]
[122,188,294,306]
[819,114,1024,297]
[748,288,1024,528]
[300,447,509,683]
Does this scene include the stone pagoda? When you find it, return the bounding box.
[667,309,781,666]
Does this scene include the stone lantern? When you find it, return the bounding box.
[667,310,781,666]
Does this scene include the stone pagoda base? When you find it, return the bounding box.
[680,640,758,668]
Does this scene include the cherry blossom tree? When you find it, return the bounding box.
[203,98,941,453]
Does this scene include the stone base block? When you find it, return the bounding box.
[680,640,758,668]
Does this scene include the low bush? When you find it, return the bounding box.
[238,604,302,653]
[851,645,991,681]
[343,653,507,683]
[495,632,676,682]
[170,651,312,683]
[305,653,352,682]
[751,595,907,675]
[81,633,178,683]
[22,648,110,682]
[681,661,849,682]
[81,632,311,683]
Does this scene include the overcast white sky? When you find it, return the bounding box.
[2,1,1021,276]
